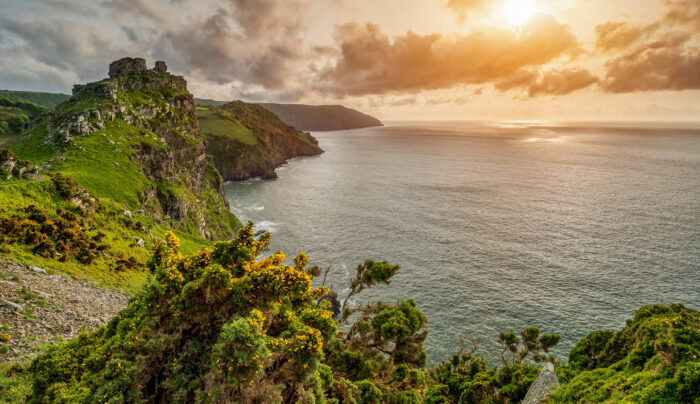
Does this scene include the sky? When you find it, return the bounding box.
[1,0,699,121]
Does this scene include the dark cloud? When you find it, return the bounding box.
[315,14,581,97]
[496,68,599,97]
[0,0,310,100]
[601,44,700,93]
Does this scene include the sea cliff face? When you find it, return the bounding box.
[197,101,323,181]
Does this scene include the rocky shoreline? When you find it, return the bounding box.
[0,258,128,362]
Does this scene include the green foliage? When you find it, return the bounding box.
[0,362,32,403]
[498,326,561,365]
[552,304,700,403]
[0,90,70,108]
[26,225,335,402]
[0,96,47,141]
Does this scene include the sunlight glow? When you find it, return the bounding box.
[500,0,539,27]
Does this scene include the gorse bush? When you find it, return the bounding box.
[552,303,700,403]
[29,224,334,402]
[21,224,700,403]
[0,204,108,264]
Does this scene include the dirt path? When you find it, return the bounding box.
[0,174,47,188]
[0,258,129,362]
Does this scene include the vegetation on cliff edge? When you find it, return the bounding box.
[5,226,695,403]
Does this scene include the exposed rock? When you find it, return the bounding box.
[0,298,23,313]
[30,57,237,239]
[109,57,147,78]
[0,258,129,362]
[29,266,46,274]
[522,362,560,404]
[134,238,145,248]
[153,60,168,73]
[199,101,323,181]
[123,210,133,218]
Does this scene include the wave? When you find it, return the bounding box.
[254,220,280,234]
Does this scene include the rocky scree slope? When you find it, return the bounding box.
[0,258,128,362]
[197,101,323,180]
[5,57,239,240]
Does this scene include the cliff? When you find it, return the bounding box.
[258,103,382,131]
[197,101,323,180]
[5,57,239,240]
[195,98,383,132]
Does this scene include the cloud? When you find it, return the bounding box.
[496,68,599,96]
[315,14,581,97]
[664,0,700,32]
[443,0,489,19]
[0,0,311,100]
[601,43,700,92]
[593,0,700,93]
[594,22,659,52]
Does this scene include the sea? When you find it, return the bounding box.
[224,121,700,363]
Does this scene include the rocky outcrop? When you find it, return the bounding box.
[522,362,560,404]
[22,58,238,239]
[0,148,31,180]
[109,57,148,78]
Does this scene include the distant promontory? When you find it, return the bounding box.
[195,99,382,131]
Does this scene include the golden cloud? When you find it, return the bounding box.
[316,14,582,97]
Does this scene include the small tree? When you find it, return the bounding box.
[498,326,561,365]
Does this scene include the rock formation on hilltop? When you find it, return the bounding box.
[7,57,239,239]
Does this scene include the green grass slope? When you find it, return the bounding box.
[196,101,323,180]
[1,59,240,293]
[259,103,383,131]
[0,90,71,108]
[0,98,46,144]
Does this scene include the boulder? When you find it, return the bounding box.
[0,299,23,313]
[522,362,560,404]
[123,210,133,218]
[30,266,47,274]
[108,57,147,78]
[153,61,168,73]
[134,238,146,248]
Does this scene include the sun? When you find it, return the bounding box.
[500,0,539,27]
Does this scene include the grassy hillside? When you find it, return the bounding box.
[194,98,382,132]
[0,90,71,108]
[0,91,71,143]
[196,101,322,180]
[1,59,239,293]
[0,98,45,144]
[259,103,382,131]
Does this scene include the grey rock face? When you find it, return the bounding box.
[523,362,560,404]
[109,57,147,78]
[153,60,168,73]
